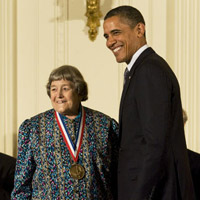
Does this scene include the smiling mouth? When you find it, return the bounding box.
[57,100,66,104]
[112,46,122,54]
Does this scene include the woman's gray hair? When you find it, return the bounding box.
[46,65,88,101]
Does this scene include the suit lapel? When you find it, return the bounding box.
[119,47,155,125]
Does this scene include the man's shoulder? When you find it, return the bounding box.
[188,149,200,164]
[0,152,16,167]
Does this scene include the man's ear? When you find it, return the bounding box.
[137,23,145,37]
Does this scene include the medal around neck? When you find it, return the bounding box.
[70,163,85,180]
[55,107,86,179]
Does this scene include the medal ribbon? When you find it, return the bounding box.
[55,107,85,162]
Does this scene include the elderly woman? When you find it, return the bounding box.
[11,65,119,200]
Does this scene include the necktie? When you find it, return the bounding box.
[124,68,129,86]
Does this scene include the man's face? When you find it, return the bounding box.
[103,16,143,64]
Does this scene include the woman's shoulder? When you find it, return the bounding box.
[20,109,54,128]
[83,106,118,124]
[84,106,109,118]
[31,108,54,118]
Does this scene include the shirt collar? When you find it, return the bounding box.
[127,44,149,71]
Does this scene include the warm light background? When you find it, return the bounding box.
[1,0,200,157]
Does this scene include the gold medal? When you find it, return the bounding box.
[70,163,85,180]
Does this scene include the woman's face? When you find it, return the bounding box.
[50,79,81,119]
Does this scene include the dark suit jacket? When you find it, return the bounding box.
[0,153,16,200]
[118,47,196,200]
[188,149,200,200]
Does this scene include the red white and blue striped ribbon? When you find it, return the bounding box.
[55,107,85,162]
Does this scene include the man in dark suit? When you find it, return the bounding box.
[103,6,196,200]
[0,152,16,200]
[188,149,200,200]
[183,109,200,199]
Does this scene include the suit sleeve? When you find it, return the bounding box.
[133,63,172,199]
[11,119,36,200]
[0,153,16,198]
[109,119,119,199]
